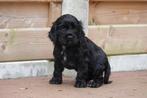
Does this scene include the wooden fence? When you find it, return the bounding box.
[0,0,147,62]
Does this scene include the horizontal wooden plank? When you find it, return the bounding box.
[0,28,53,62]
[0,0,147,2]
[0,2,49,28]
[0,25,147,61]
[88,25,147,55]
[1,0,147,2]
[0,0,62,2]
[90,0,147,1]
[89,2,147,25]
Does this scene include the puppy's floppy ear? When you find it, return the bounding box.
[48,22,58,43]
[78,21,85,37]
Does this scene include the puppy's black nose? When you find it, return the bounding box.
[66,34,74,39]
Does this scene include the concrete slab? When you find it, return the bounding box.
[0,71,147,98]
[1,54,147,79]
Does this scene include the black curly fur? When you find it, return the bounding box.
[48,14,111,88]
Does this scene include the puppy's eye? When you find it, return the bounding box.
[58,25,67,30]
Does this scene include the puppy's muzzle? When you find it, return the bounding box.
[66,33,74,40]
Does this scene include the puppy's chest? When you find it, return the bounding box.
[60,50,78,69]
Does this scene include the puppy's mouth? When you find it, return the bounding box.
[66,40,74,45]
[61,39,78,47]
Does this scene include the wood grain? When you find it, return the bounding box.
[0,2,49,28]
[88,25,147,55]
[0,28,53,61]
[89,2,147,25]
[0,25,147,61]
[90,0,147,1]
[0,0,147,2]
[0,0,62,2]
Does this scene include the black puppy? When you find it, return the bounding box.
[48,14,111,88]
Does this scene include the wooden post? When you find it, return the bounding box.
[62,0,89,33]
[48,1,62,26]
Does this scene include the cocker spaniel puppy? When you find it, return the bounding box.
[48,14,111,88]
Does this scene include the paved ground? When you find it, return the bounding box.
[0,71,147,98]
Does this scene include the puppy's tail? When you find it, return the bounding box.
[104,61,111,84]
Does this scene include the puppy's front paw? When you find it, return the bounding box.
[74,80,87,88]
[49,77,62,84]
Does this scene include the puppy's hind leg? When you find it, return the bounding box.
[87,69,104,88]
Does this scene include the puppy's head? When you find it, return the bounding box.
[49,14,85,47]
